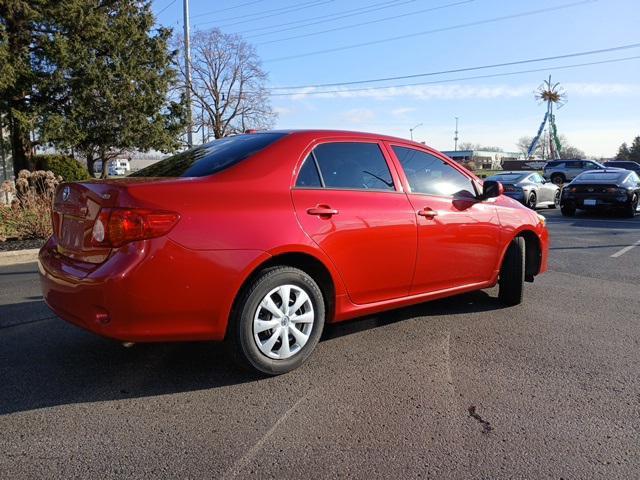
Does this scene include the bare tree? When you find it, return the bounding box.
[516,136,538,158]
[177,29,276,140]
[458,142,503,152]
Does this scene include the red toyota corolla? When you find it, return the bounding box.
[39,130,548,374]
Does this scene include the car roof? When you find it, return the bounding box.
[269,129,433,147]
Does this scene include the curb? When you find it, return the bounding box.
[0,248,40,267]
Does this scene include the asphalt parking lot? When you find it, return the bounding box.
[1,208,639,479]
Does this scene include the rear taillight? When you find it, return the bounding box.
[91,208,180,248]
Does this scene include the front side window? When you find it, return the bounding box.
[310,142,395,191]
[392,146,475,196]
[626,172,640,186]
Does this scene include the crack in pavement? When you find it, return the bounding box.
[468,405,493,434]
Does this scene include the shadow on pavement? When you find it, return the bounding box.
[545,210,640,229]
[324,290,502,340]
[0,290,503,416]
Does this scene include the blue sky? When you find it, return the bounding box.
[154,0,640,157]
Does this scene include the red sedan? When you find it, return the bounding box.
[39,130,548,374]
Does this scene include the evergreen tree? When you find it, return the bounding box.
[0,1,42,172]
[615,142,631,161]
[629,137,640,163]
[41,1,185,177]
[0,1,184,177]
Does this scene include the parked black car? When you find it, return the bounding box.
[561,169,640,217]
[603,160,640,175]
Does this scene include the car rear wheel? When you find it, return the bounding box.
[498,236,525,306]
[561,204,576,216]
[551,173,565,185]
[548,190,560,209]
[625,194,638,218]
[526,191,537,209]
[228,266,325,375]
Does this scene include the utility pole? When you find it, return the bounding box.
[409,123,422,141]
[183,0,193,148]
[454,117,459,151]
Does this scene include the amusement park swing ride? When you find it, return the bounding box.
[526,75,567,160]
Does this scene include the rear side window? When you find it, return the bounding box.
[565,161,583,168]
[310,142,395,191]
[392,146,475,196]
[129,132,287,177]
[296,154,322,187]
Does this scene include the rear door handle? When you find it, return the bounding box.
[307,205,339,217]
[417,208,438,218]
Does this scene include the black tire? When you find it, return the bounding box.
[625,194,638,218]
[526,191,537,210]
[561,204,576,216]
[551,173,565,185]
[548,190,560,209]
[498,236,525,306]
[227,266,325,375]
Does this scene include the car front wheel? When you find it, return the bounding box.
[551,173,565,185]
[498,236,525,306]
[228,266,325,375]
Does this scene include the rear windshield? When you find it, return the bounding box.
[577,172,623,181]
[130,132,287,177]
[487,173,526,182]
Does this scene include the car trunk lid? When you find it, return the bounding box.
[52,180,153,263]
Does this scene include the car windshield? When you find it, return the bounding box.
[577,172,623,181]
[487,173,527,182]
[129,132,287,177]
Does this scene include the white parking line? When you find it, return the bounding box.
[611,240,640,258]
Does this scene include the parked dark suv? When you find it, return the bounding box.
[603,160,640,174]
[543,159,607,185]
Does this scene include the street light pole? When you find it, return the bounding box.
[409,123,422,141]
[454,117,459,151]
[183,0,193,148]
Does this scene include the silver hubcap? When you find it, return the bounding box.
[253,284,314,360]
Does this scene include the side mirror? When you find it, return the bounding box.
[482,180,503,200]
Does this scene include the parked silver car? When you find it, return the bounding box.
[486,171,561,209]
[542,159,607,185]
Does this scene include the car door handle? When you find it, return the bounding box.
[307,206,339,217]
[417,208,438,218]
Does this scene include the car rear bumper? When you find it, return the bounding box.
[39,236,269,342]
[562,195,631,209]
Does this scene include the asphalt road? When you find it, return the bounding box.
[1,208,639,479]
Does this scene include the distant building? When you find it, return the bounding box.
[441,150,524,170]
